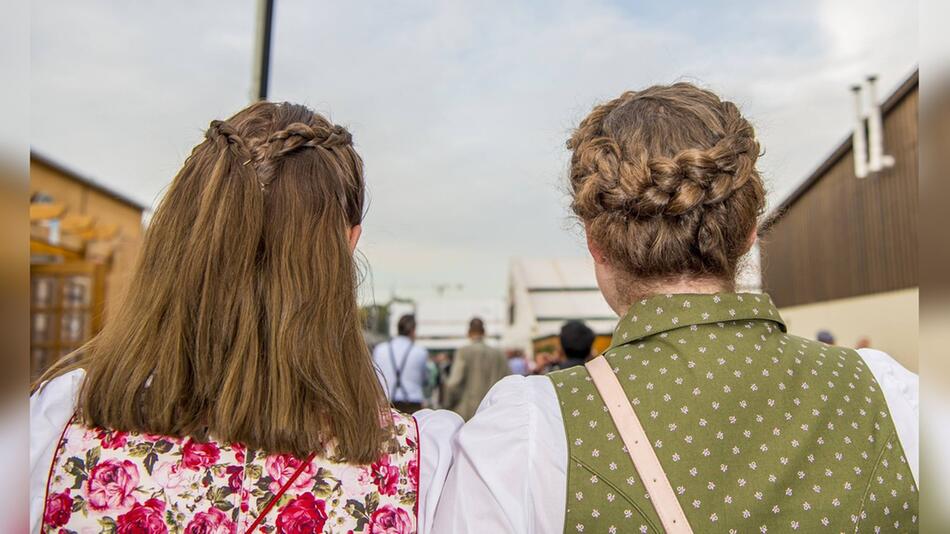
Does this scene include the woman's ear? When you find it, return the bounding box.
[348,224,362,253]
[585,226,607,265]
[745,227,758,255]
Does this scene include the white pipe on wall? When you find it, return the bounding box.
[865,75,896,172]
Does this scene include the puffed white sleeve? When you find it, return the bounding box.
[857,348,918,483]
[430,374,569,534]
[413,408,463,534]
[30,369,85,533]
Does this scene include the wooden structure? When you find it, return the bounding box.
[760,71,918,307]
[30,152,147,378]
[531,333,612,359]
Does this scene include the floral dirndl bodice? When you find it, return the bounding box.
[40,410,419,533]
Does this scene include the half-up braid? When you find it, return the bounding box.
[569,82,765,285]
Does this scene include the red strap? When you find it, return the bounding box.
[40,413,76,529]
[247,453,316,532]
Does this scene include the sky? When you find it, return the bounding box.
[31,0,917,304]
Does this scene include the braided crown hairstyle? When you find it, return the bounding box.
[42,102,392,463]
[568,83,766,286]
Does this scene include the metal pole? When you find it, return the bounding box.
[251,0,275,101]
[851,84,869,179]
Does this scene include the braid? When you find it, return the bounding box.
[206,120,252,160]
[568,83,766,282]
[258,122,353,160]
[205,118,355,192]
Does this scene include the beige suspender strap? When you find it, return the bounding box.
[585,356,694,534]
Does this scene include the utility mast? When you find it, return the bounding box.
[251,0,275,101]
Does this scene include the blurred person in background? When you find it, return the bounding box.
[30,102,461,533]
[373,314,430,414]
[530,350,559,375]
[433,83,918,533]
[506,349,529,376]
[551,319,595,370]
[443,318,511,420]
[816,329,835,344]
[422,352,445,407]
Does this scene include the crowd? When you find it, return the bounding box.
[29,84,918,533]
[373,315,601,420]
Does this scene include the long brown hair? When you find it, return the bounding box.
[39,102,391,463]
[568,83,766,287]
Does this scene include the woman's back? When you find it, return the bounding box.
[38,371,419,533]
[549,293,915,532]
[29,101,462,533]
[431,83,918,533]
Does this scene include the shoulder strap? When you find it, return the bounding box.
[585,356,693,534]
[388,340,414,400]
[247,452,316,531]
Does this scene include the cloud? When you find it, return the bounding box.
[32,0,917,301]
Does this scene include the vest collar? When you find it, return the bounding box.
[608,292,786,350]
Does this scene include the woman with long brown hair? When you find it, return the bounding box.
[432,83,919,533]
[30,102,461,533]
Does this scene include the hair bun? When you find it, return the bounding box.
[568,83,766,282]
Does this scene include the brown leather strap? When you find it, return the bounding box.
[586,356,693,534]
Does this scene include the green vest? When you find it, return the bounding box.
[548,293,917,533]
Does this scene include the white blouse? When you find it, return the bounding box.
[28,370,462,534]
[430,348,919,534]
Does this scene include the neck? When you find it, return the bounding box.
[611,277,731,316]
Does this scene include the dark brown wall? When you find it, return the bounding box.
[761,85,918,307]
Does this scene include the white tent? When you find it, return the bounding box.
[504,257,617,356]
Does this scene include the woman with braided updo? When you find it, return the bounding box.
[434,84,918,533]
[30,102,461,533]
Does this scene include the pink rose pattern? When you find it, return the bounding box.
[42,411,419,533]
[367,504,414,534]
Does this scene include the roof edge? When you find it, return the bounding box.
[760,68,918,233]
[30,150,150,212]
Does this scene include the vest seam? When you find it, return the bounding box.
[568,454,661,533]
[853,429,897,534]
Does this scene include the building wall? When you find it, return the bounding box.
[31,159,145,320]
[762,86,918,307]
[778,288,917,372]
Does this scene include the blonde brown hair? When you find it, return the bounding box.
[40,102,391,463]
[568,83,765,287]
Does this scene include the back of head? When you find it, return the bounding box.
[43,102,389,463]
[397,314,416,337]
[816,330,835,344]
[568,83,765,290]
[559,320,595,360]
[468,317,486,338]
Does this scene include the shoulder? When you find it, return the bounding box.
[546,363,591,386]
[454,374,566,463]
[857,348,918,386]
[469,374,560,424]
[31,368,85,412]
[389,408,419,435]
[413,409,463,441]
[785,333,857,355]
